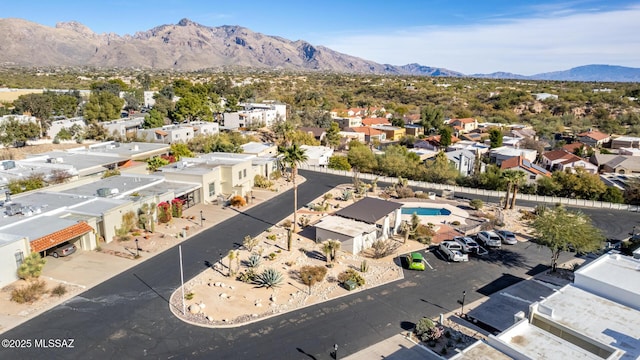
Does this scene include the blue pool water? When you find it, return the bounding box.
[401,207,451,216]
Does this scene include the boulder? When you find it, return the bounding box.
[219,293,228,299]
[188,304,201,314]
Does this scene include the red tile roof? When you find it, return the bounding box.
[562,142,590,153]
[577,130,610,141]
[501,156,550,177]
[155,130,168,136]
[451,118,476,124]
[30,222,94,253]
[425,134,461,145]
[349,127,384,136]
[361,118,390,126]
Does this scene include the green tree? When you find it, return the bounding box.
[347,142,377,173]
[84,91,125,122]
[501,169,525,210]
[17,252,46,281]
[324,121,341,149]
[143,109,165,129]
[280,144,308,233]
[420,151,459,185]
[12,93,53,137]
[50,92,80,118]
[489,128,503,148]
[531,205,604,272]
[328,155,351,171]
[146,156,170,172]
[170,143,194,160]
[83,121,109,141]
[0,117,41,146]
[420,105,444,135]
[172,93,212,122]
[438,127,452,148]
[601,186,624,203]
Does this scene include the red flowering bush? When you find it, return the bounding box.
[157,202,172,223]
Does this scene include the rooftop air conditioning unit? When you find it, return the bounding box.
[56,157,64,163]
[5,203,22,216]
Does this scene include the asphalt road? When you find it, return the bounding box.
[3,170,638,360]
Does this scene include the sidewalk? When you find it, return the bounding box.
[0,177,299,335]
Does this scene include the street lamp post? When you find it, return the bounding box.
[461,290,467,316]
[135,238,140,258]
[334,343,339,360]
[200,210,204,227]
[308,275,312,295]
[219,252,223,270]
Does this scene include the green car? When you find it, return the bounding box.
[406,252,426,271]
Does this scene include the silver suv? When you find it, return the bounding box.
[453,236,479,253]
[476,231,502,248]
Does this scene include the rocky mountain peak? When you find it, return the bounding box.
[55,21,95,36]
[177,18,199,27]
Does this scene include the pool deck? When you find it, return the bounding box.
[398,199,472,228]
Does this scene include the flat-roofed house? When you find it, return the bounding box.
[314,197,403,254]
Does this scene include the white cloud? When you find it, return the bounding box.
[319,5,640,75]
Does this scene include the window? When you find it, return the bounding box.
[530,175,536,180]
[243,169,247,178]
[238,171,242,179]
[208,182,216,197]
[15,251,24,267]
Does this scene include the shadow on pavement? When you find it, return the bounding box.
[476,273,525,296]
[471,247,528,268]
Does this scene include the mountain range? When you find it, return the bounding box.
[0,18,638,82]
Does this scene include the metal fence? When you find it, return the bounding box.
[299,165,640,212]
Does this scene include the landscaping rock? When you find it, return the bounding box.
[199,303,206,309]
[188,304,200,314]
[219,293,228,299]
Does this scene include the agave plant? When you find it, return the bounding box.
[246,254,262,268]
[254,268,284,289]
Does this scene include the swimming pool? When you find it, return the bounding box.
[401,207,451,216]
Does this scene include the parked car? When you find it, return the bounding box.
[476,231,502,248]
[49,242,77,258]
[454,236,479,253]
[406,252,426,271]
[496,230,518,245]
[439,241,469,262]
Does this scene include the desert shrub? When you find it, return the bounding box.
[281,219,292,229]
[360,260,369,273]
[266,234,276,241]
[11,280,47,303]
[269,170,282,180]
[17,252,46,281]
[51,284,67,297]
[450,220,460,226]
[254,175,273,189]
[337,269,365,286]
[415,317,444,342]
[370,239,400,259]
[299,216,311,228]
[185,292,195,300]
[396,186,415,199]
[243,235,260,252]
[342,189,353,201]
[299,265,328,286]
[236,269,257,283]
[469,199,484,210]
[230,195,247,208]
[102,169,121,179]
[246,254,262,268]
[415,191,431,199]
[414,225,435,244]
[519,209,537,221]
[267,252,277,260]
[254,268,284,288]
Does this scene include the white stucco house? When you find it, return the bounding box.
[315,197,403,254]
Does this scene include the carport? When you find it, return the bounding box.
[29,221,94,255]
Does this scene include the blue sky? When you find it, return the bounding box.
[2,0,640,74]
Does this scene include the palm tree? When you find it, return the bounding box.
[281,144,308,233]
[509,171,527,209]
[501,170,519,210]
